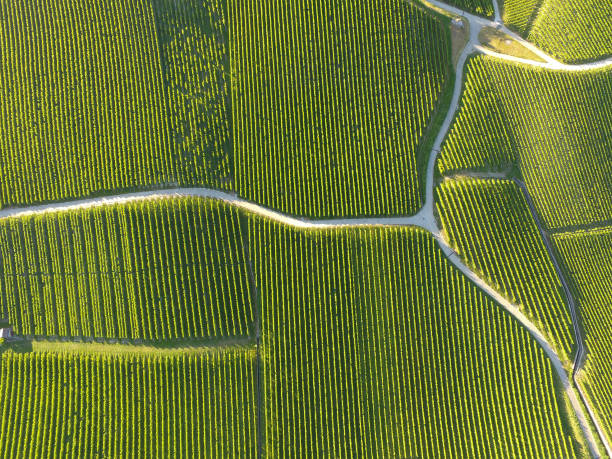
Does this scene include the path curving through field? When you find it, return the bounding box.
[0,1,608,455]
[422,0,612,71]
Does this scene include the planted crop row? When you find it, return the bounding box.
[0,348,257,457]
[249,219,580,457]
[501,0,543,35]
[0,0,173,207]
[0,0,232,210]
[151,0,233,188]
[436,178,574,363]
[0,197,253,340]
[503,0,612,63]
[446,0,495,17]
[231,0,451,218]
[554,226,612,446]
[439,55,612,230]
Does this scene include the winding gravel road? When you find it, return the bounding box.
[2,0,611,456]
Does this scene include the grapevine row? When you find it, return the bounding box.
[436,178,574,364]
[0,0,233,210]
[445,0,495,18]
[502,0,612,63]
[439,55,612,230]
[554,226,612,446]
[0,348,257,457]
[249,218,579,457]
[0,197,254,341]
[231,0,451,218]
[501,0,542,35]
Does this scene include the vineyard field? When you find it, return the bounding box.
[436,178,574,363]
[0,197,254,341]
[0,347,257,457]
[502,0,612,63]
[0,0,233,210]
[231,0,451,218]
[501,0,543,35]
[445,0,495,17]
[151,0,233,188]
[438,55,612,230]
[554,226,612,446]
[248,219,581,457]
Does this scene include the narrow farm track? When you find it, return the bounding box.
[422,0,612,71]
[514,178,612,458]
[1,1,608,455]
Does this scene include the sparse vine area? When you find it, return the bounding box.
[0,0,610,457]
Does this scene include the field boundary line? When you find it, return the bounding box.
[238,215,264,459]
[514,178,612,457]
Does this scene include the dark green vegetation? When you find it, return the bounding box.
[248,219,579,457]
[0,0,232,209]
[0,198,253,340]
[502,0,612,63]
[0,0,453,220]
[231,0,451,217]
[445,0,495,17]
[0,347,257,457]
[0,0,605,455]
[0,0,172,206]
[152,0,233,188]
[0,196,588,455]
[436,178,574,363]
[555,227,612,446]
[439,55,612,230]
[501,0,542,35]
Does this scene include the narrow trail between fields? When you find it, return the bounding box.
[514,178,612,458]
[422,0,612,72]
[1,1,609,456]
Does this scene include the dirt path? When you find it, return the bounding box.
[514,178,612,457]
[423,0,612,71]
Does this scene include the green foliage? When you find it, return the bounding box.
[0,0,232,209]
[554,226,612,445]
[0,198,253,340]
[436,178,574,363]
[151,0,233,188]
[439,55,612,230]
[249,219,578,456]
[0,0,172,206]
[501,0,543,35]
[231,0,450,218]
[503,0,612,63]
[445,0,495,17]
[0,348,257,457]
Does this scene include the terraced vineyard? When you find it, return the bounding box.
[248,220,582,457]
[554,227,612,446]
[0,348,257,457]
[436,178,574,363]
[231,0,451,218]
[445,0,495,17]
[0,197,253,340]
[439,55,612,230]
[502,0,612,63]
